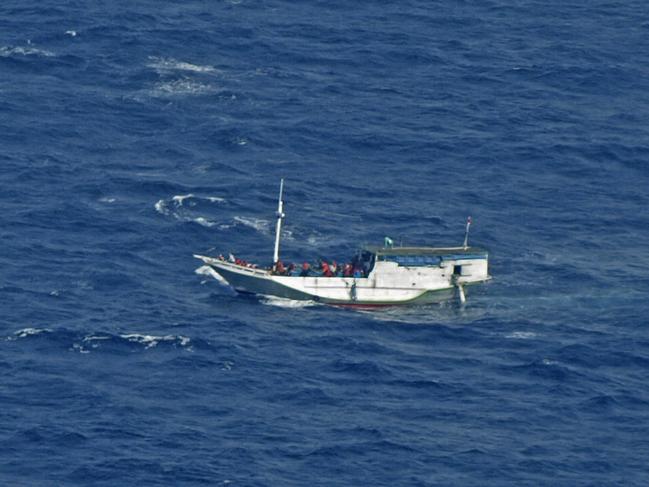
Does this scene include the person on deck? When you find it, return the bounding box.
[321,261,333,277]
[300,262,310,277]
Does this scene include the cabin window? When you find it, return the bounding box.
[380,255,442,266]
[453,265,462,276]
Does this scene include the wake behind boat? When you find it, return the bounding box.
[195,180,491,307]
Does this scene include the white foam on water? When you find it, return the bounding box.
[156,195,227,228]
[219,215,289,236]
[159,194,226,213]
[0,46,55,58]
[65,30,77,37]
[172,194,225,206]
[260,295,318,308]
[194,265,214,276]
[83,335,111,343]
[120,333,191,349]
[307,235,321,246]
[150,79,217,97]
[70,343,90,354]
[193,217,217,227]
[506,331,537,339]
[172,193,195,206]
[8,327,52,340]
[154,199,169,215]
[233,216,270,234]
[71,333,192,352]
[195,265,229,285]
[99,197,116,203]
[147,56,217,74]
[156,197,221,228]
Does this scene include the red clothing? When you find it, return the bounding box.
[322,262,333,277]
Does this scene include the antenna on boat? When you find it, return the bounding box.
[462,216,472,249]
[272,178,285,269]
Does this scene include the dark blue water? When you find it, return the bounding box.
[2,1,649,485]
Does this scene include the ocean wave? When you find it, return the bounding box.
[232,216,270,233]
[216,215,293,239]
[149,79,218,97]
[154,199,170,215]
[77,333,193,353]
[306,234,322,246]
[158,194,225,209]
[147,56,218,74]
[154,194,225,226]
[153,208,217,227]
[259,295,318,308]
[119,333,191,349]
[0,45,55,58]
[7,328,193,353]
[6,328,52,340]
[505,331,537,339]
[170,193,225,207]
[172,193,194,205]
[505,358,583,382]
[193,217,217,227]
[195,265,229,285]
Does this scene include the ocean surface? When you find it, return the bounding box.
[2,1,649,485]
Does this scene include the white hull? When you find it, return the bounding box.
[195,247,491,306]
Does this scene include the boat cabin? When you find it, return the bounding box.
[362,245,490,281]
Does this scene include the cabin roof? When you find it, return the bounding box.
[363,245,488,257]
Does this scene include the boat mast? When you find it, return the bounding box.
[272,178,285,269]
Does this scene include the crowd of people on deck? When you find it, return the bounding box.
[216,254,369,277]
[216,253,259,269]
[273,259,367,278]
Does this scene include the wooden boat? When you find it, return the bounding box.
[195,180,491,307]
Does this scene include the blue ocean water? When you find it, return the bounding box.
[2,0,649,485]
